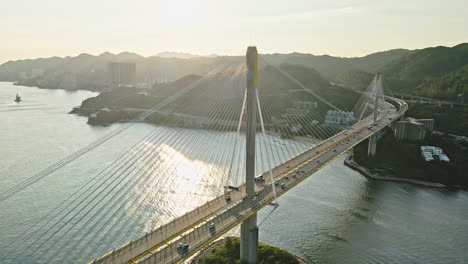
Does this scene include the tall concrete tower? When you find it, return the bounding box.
[240,46,259,264]
[373,73,381,124]
[368,73,382,157]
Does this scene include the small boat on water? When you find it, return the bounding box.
[15,93,21,103]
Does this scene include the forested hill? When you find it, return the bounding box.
[263,48,413,79]
[381,43,468,81]
[416,64,468,99]
[334,43,468,100]
[384,43,468,99]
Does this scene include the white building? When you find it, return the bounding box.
[394,117,434,141]
[420,146,449,162]
[325,110,355,126]
[439,154,450,162]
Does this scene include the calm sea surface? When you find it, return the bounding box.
[1,82,467,264]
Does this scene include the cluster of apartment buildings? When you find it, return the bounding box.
[16,62,137,91]
[324,110,355,126]
[420,146,450,162]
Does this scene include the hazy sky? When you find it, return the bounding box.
[1,0,467,63]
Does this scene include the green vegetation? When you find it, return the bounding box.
[71,87,164,115]
[72,63,360,137]
[381,43,468,81]
[415,64,468,99]
[200,237,299,264]
[384,43,468,100]
[260,64,359,111]
[334,70,374,91]
[354,132,468,187]
[264,49,412,79]
[334,43,468,101]
[406,104,468,137]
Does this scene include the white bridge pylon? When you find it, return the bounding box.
[352,73,389,123]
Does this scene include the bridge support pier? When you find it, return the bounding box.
[241,46,259,264]
[368,134,377,157]
[241,215,259,264]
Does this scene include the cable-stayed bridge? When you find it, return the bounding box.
[1,47,407,264]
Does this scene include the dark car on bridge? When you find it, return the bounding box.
[209,223,216,235]
[177,243,189,256]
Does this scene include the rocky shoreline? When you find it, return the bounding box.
[344,152,446,188]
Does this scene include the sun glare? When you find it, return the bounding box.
[158,1,203,28]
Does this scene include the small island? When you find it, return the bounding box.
[190,237,310,264]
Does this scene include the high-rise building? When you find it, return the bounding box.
[393,117,434,141]
[108,62,136,88]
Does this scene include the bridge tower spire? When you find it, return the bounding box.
[373,73,381,124]
[240,46,259,264]
[368,73,382,157]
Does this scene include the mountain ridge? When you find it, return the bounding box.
[333,43,468,100]
[2,43,466,98]
[0,48,415,85]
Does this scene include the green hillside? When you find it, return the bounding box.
[415,64,468,99]
[382,43,468,81]
[333,70,374,90]
[4,44,465,101]
[332,43,468,99]
[263,48,412,79]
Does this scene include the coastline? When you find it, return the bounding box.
[12,82,104,93]
[344,152,446,188]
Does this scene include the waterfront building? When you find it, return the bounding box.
[394,117,434,141]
